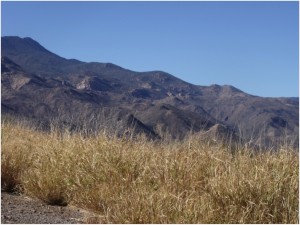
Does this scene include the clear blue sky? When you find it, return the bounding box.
[2,1,299,97]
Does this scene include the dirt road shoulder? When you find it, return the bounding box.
[1,191,86,224]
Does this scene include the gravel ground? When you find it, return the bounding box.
[1,192,88,224]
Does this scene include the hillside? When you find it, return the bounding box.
[1,36,299,148]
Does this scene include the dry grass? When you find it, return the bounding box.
[1,121,299,223]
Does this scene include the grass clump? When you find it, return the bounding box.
[1,120,299,223]
[1,122,36,192]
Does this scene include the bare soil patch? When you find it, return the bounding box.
[1,192,86,224]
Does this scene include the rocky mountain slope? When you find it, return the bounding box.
[2,36,299,148]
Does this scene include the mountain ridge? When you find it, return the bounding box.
[2,36,298,148]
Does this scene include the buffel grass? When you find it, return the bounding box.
[1,120,299,223]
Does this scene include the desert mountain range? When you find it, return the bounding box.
[1,36,299,148]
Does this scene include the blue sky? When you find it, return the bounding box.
[1,1,299,97]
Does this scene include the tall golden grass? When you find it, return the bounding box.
[1,120,299,223]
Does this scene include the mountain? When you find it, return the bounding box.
[2,36,299,148]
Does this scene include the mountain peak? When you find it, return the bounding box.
[2,36,47,52]
[2,36,74,75]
